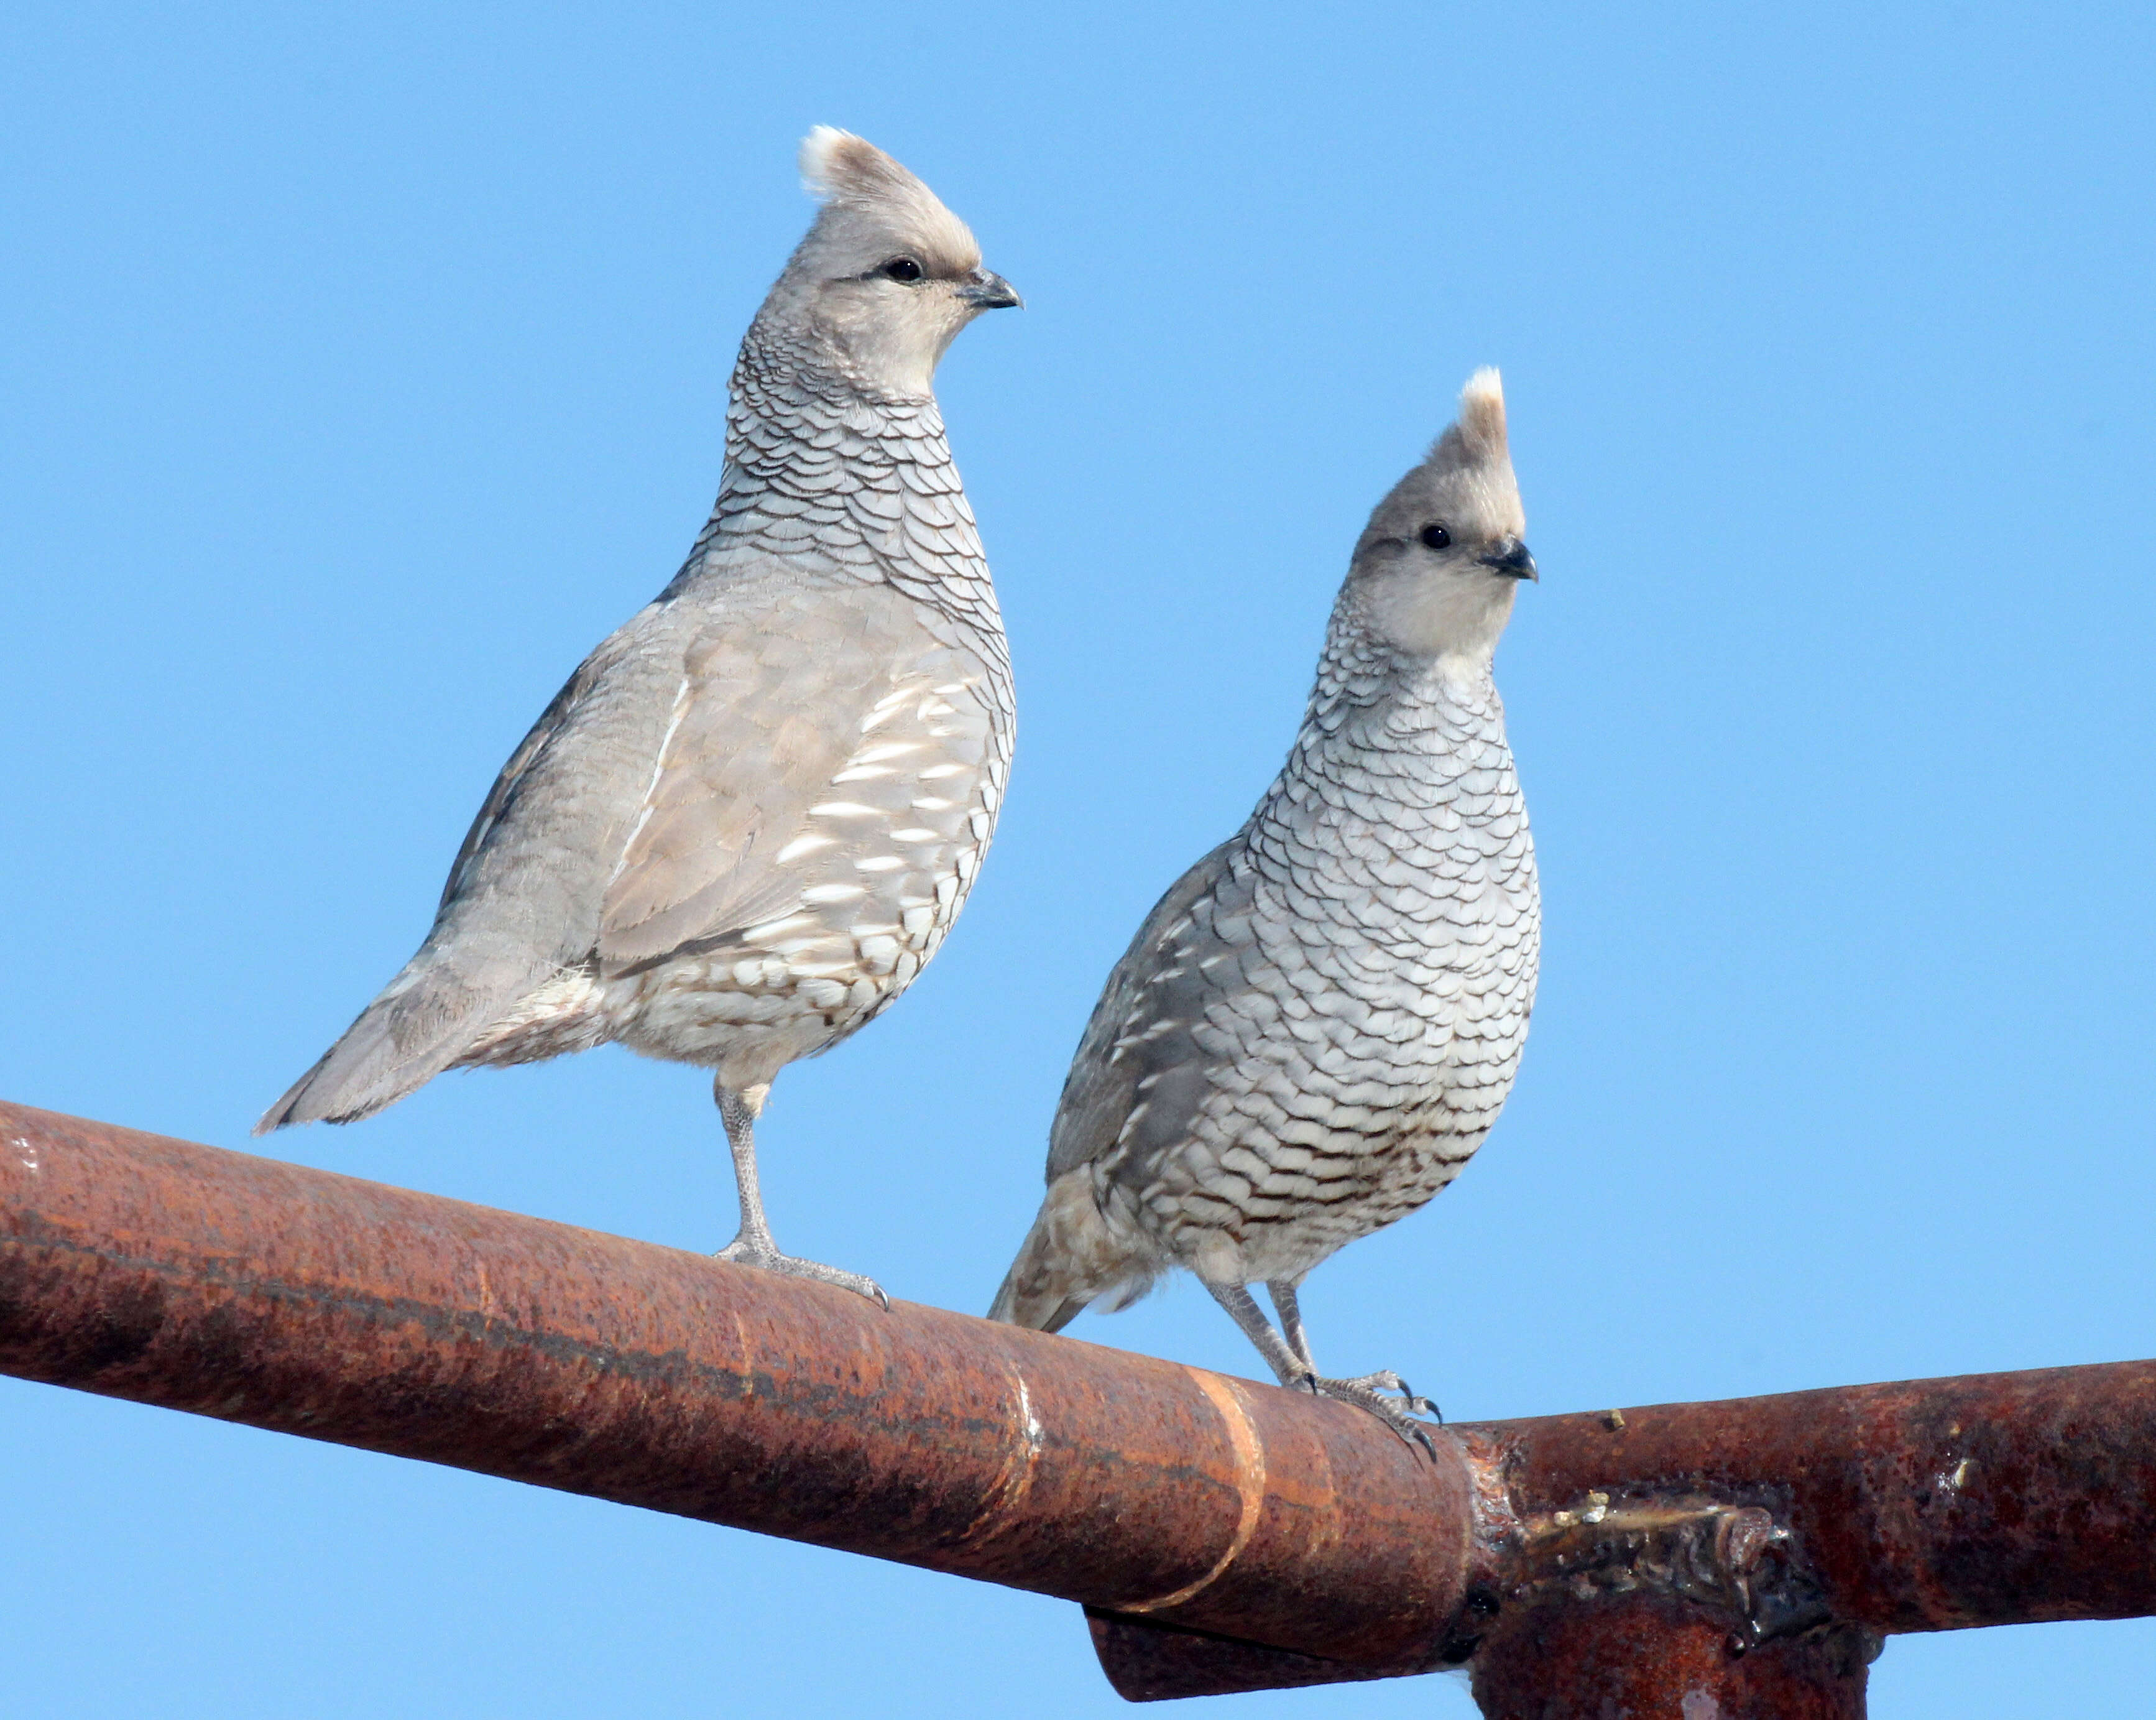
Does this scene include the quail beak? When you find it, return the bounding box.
[959,269,1023,311]
[1480,538,1539,581]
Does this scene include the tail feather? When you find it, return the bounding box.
[255,945,542,1133]
[986,1247,1090,1334]
[256,1001,458,1131]
[987,1170,1158,1332]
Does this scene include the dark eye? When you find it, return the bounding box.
[1419,522,1452,550]
[881,257,924,283]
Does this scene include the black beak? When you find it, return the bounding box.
[959,270,1023,310]
[1479,538,1539,581]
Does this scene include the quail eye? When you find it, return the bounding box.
[1419,522,1452,550]
[881,257,924,283]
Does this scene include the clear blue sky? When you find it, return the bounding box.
[4,4,2152,1715]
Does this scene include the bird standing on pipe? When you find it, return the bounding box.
[991,372,1539,1441]
[259,130,1021,1306]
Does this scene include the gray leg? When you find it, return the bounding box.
[1266,1278,1435,1418]
[1266,1280,1317,1372]
[1208,1280,1439,1453]
[1209,1282,1317,1386]
[713,1080,887,1309]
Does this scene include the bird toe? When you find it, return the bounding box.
[1303,1372,1444,1454]
[715,1239,889,1310]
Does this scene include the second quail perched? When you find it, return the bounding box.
[990,371,1539,1442]
[258,129,1021,1306]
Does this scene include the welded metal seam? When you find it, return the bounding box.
[1118,1369,1268,1614]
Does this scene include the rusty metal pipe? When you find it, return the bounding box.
[1469,1359,2156,1636]
[1095,1363,2156,1702]
[5,1101,2155,1711]
[1468,1597,1874,1720]
[0,1101,1468,1666]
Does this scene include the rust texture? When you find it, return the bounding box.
[1085,1609,1447,1702]
[0,1101,1469,1666]
[1470,1596,1875,1720]
[4,1101,2155,1713]
[1472,1361,2156,1635]
[1097,1362,2156,1702]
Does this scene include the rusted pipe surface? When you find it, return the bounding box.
[0,1101,1469,1665]
[7,1101,2156,1709]
[1094,1356,2156,1698]
[1472,1361,2156,1635]
[1470,1596,1874,1720]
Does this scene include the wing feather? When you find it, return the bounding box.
[597,580,993,968]
[1047,841,1242,1180]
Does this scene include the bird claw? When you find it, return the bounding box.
[714,1238,890,1310]
[1299,1370,1443,1454]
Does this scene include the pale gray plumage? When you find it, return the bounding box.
[260,129,1020,1304]
[990,371,1538,1440]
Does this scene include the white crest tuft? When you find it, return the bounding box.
[799,126,857,198]
[796,125,926,211]
[1452,367,1508,461]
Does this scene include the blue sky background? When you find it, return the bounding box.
[4,4,2153,1714]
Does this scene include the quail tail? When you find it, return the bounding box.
[987,1168,1156,1332]
[255,961,525,1133]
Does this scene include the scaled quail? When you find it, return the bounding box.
[260,129,1021,1306]
[990,371,1538,1441]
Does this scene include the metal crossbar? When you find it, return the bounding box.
[3,1099,2149,1716]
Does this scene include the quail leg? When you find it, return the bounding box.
[713,1081,888,1309]
[1204,1282,1437,1452]
[1266,1278,1319,1372]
